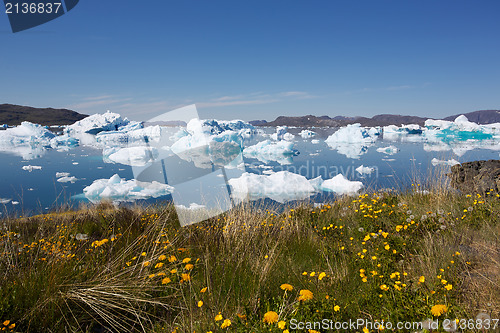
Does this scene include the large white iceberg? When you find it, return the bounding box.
[228,171,316,203]
[243,140,298,165]
[325,124,378,159]
[22,165,42,172]
[104,146,159,166]
[299,129,317,139]
[0,121,55,144]
[320,174,363,194]
[424,115,500,142]
[65,111,132,134]
[83,174,174,203]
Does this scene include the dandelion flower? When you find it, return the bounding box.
[430,304,447,317]
[278,321,286,329]
[263,311,279,323]
[185,264,194,270]
[158,254,167,261]
[198,300,203,307]
[8,323,14,329]
[170,269,177,274]
[318,272,327,280]
[419,276,425,283]
[2,321,10,326]
[334,305,340,312]
[201,287,208,293]
[168,255,177,262]
[444,284,453,290]
[380,284,389,291]
[221,319,231,328]
[298,289,313,301]
[181,273,191,282]
[155,262,164,269]
[280,283,293,291]
[161,277,171,285]
[215,313,223,321]
[182,257,191,263]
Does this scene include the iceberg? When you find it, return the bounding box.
[424,115,500,142]
[56,172,71,178]
[325,124,377,159]
[270,126,294,141]
[311,139,320,144]
[22,165,42,172]
[104,146,159,166]
[228,171,316,203]
[299,129,317,139]
[376,145,399,155]
[243,140,299,165]
[356,165,375,175]
[431,158,460,166]
[65,111,131,135]
[0,121,55,144]
[83,174,174,203]
[321,174,363,194]
[57,176,78,183]
[0,198,11,204]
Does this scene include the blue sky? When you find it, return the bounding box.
[1,0,499,121]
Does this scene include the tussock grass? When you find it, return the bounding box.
[0,188,499,332]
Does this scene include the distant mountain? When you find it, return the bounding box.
[443,110,500,124]
[254,110,500,127]
[0,104,87,126]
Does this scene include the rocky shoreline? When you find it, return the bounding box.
[449,159,500,193]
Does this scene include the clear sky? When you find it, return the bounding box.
[1,0,499,121]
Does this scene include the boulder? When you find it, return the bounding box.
[449,159,500,193]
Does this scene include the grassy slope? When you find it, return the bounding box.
[0,189,498,333]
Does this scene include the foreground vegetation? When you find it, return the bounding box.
[0,187,499,332]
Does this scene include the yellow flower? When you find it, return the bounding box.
[142,261,150,267]
[161,277,171,285]
[444,284,453,290]
[302,271,308,276]
[430,304,448,317]
[310,272,316,277]
[280,283,293,291]
[8,323,15,329]
[141,252,147,256]
[2,321,10,326]
[181,273,191,282]
[182,257,191,263]
[168,255,177,262]
[363,328,370,333]
[198,300,203,307]
[395,225,403,232]
[200,287,208,293]
[263,311,279,323]
[215,313,223,321]
[185,264,194,270]
[380,284,389,291]
[170,269,177,274]
[318,272,327,280]
[309,330,320,333]
[158,254,167,261]
[284,330,290,333]
[155,262,164,269]
[220,319,231,328]
[419,276,425,283]
[334,305,340,312]
[278,321,286,329]
[298,289,314,301]
[384,244,390,250]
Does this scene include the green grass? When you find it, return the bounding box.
[0,188,499,332]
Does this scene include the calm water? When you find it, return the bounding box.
[1,126,498,216]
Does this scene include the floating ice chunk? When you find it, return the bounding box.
[356,165,375,175]
[325,124,377,159]
[299,129,317,139]
[228,171,316,203]
[57,176,78,183]
[22,165,42,172]
[56,172,71,178]
[72,162,79,165]
[243,140,298,165]
[0,198,11,204]
[321,174,363,194]
[11,201,19,205]
[83,174,174,203]
[105,146,159,166]
[326,124,377,144]
[431,158,460,166]
[376,145,399,155]
[311,139,320,144]
[65,111,130,134]
[270,126,288,141]
[0,121,55,144]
